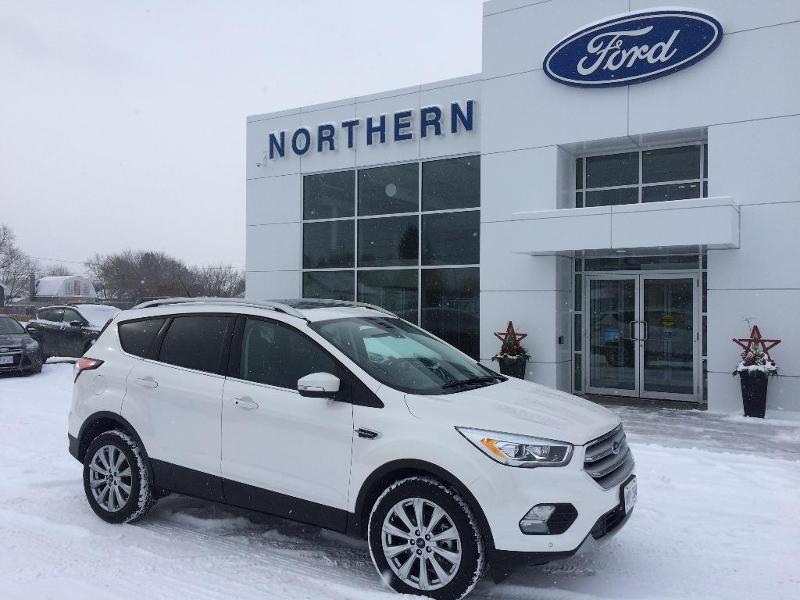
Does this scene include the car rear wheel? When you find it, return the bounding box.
[368,477,485,600]
[83,430,156,524]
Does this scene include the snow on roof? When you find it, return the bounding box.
[35,276,97,298]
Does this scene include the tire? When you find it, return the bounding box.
[368,477,485,600]
[82,430,157,524]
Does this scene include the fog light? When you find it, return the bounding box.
[519,504,556,534]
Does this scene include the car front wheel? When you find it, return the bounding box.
[82,430,156,524]
[368,477,485,600]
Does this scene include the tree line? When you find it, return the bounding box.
[1,223,243,303]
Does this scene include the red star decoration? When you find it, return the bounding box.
[732,325,782,361]
[494,321,527,346]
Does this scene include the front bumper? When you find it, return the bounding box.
[0,349,42,373]
[490,498,633,580]
[467,440,635,555]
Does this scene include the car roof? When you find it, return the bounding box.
[122,297,396,324]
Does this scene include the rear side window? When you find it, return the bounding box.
[239,318,337,389]
[159,315,232,373]
[118,318,166,358]
[39,308,63,322]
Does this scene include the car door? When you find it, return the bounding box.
[28,308,64,357]
[121,313,233,501]
[221,316,354,529]
[60,307,87,356]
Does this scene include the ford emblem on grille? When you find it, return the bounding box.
[543,9,723,88]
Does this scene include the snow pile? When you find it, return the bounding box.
[0,366,799,599]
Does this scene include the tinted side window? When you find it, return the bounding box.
[62,308,83,324]
[239,319,336,389]
[118,318,166,358]
[40,308,64,322]
[159,316,231,373]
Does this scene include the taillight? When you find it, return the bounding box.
[74,357,104,381]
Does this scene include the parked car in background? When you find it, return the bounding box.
[0,315,43,374]
[26,304,120,358]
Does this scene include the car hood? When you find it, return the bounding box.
[0,333,28,347]
[404,378,620,445]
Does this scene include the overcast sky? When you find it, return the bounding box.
[0,0,484,272]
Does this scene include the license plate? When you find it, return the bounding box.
[0,355,13,365]
[623,477,637,514]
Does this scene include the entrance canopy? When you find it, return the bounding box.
[511,196,739,255]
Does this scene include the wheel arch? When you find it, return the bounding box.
[348,459,495,552]
[76,411,147,463]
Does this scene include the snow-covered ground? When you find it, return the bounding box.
[1,364,798,600]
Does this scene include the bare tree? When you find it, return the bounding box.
[43,264,73,277]
[0,224,37,300]
[190,265,245,298]
[86,250,194,302]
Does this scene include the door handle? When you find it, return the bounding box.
[234,397,259,410]
[134,376,158,389]
[642,321,649,341]
[628,321,638,340]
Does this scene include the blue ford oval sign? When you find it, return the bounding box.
[543,9,723,87]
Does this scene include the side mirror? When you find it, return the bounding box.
[297,372,340,399]
[69,320,84,328]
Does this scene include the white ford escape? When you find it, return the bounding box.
[68,298,636,599]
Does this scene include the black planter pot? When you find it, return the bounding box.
[498,357,527,379]
[739,370,769,418]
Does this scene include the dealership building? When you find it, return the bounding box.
[246,1,800,414]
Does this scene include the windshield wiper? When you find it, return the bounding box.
[442,375,505,389]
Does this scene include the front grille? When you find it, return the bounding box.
[584,425,634,490]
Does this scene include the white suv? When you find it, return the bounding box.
[68,298,636,599]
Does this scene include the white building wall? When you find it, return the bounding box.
[481,0,800,412]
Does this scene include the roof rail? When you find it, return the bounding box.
[276,298,397,318]
[131,297,309,321]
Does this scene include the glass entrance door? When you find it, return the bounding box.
[584,273,699,402]
[586,277,639,396]
[641,275,697,399]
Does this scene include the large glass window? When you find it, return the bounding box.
[421,268,480,359]
[239,318,337,389]
[358,216,418,267]
[303,170,354,220]
[642,145,701,183]
[303,220,354,268]
[302,271,354,301]
[159,315,231,373]
[422,211,480,265]
[585,152,638,188]
[358,163,419,216]
[302,157,480,358]
[422,156,480,211]
[357,269,418,323]
[576,144,708,208]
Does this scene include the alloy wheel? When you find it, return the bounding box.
[88,444,132,513]
[381,497,462,591]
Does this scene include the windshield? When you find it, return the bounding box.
[75,305,120,327]
[311,317,502,395]
[0,317,25,335]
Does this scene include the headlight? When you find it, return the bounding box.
[456,427,573,468]
[22,338,39,351]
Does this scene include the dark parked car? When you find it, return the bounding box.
[0,315,43,375]
[26,304,120,359]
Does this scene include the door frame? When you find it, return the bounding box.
[582,270,700,403]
